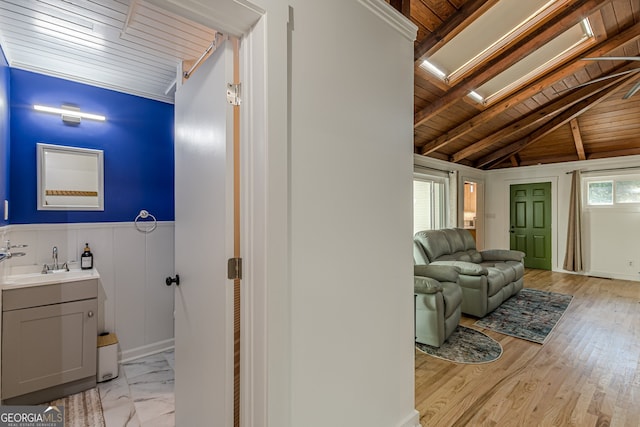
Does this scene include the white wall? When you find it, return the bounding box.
[286,1,418,426]
[586,208,640,280]
[156,1,420,426]
[1,222,175,360]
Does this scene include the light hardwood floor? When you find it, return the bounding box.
[415,269,640,427]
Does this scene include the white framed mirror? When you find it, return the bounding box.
[37,143,104,211]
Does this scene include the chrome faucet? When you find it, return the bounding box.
[41,246,68,273]
[0,240,28,263]
[52,246,59,270]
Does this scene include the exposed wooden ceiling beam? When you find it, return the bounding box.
[417,20,640,154]
[476,71,640,168]
[449,62,640,162]
[509,155,520,167]
[389,0,410,18]
[414,0,496,63]
[569,118,587,160]
[414,0,607,129]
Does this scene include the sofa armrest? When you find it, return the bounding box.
[414,276,443,294]
[414,265,459,283]
[480,249,525,262]
[431,260,488,276]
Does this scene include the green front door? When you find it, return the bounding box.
[510,182,552,270]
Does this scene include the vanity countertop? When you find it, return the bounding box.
[1,267,100,290]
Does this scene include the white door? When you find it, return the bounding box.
[173,39,235,426]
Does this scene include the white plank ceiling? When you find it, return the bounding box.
[0,0,218,103]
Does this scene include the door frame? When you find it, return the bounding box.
[459,175,485,250]
[238,16,270,427]
[151,1,272,426]
[503,177,558,270]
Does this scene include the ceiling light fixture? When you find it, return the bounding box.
[33,104,106,123]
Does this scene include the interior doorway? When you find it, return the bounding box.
[510,182,552,270]
[463,181,477,242]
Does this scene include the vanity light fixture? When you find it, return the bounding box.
[33,104,106,123]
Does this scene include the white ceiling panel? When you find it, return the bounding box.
[0,0,218,103]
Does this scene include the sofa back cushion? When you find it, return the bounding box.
[443,229,465,253]
[457,228,477,251]
[415,228,484,263]
[415,230,451,262]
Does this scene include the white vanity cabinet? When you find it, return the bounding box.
[1,278,98,404]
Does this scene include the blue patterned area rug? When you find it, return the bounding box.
[415,326,502,364]
[474,288,573,344]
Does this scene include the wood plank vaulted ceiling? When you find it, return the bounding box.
[389,0,640,169]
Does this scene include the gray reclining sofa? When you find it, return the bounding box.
[413,228,525,317]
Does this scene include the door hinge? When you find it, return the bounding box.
[227,83,241,106]
[228,257,242,280]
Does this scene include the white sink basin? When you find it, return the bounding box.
[2,268,100,289]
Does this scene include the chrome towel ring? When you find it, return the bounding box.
[135,209,157,233]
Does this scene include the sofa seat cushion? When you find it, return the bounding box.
[441,282,463,318]
[480,262,516,283]
[486,268,507,297]
[466,250,483,263]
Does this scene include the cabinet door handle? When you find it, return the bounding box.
[88,311,94,318]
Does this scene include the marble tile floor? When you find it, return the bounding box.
[98,350,175,427]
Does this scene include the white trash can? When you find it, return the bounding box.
[97,332,119,382]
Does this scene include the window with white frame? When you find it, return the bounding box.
[413,175,447,234]
[615,180,640,204]
[585,176,640,207]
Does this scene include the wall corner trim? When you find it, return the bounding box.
[358,0,418,42]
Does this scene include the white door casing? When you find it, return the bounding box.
[173,39,235,426]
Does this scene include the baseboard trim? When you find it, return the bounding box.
[396,409,422,427]
[553,268,640,282]
[119,338,174,363]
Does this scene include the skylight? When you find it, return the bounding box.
[475,19,594,104]
[419,0,596,104]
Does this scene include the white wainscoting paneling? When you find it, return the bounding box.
[2,222,175,360]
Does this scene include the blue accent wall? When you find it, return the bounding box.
[0,46,9,226]
[9,69,174,224]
